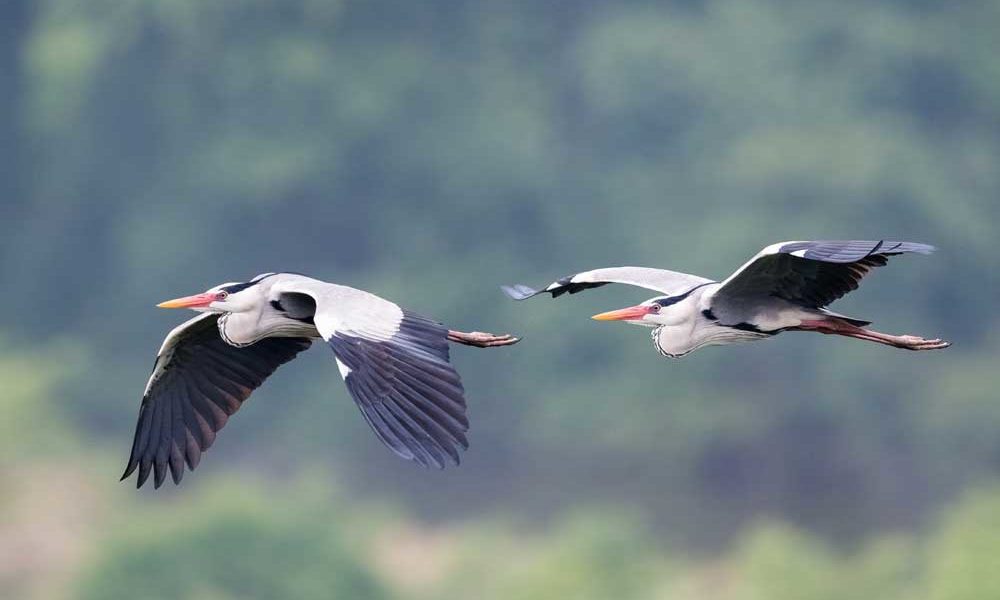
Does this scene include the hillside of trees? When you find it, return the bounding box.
[2,1,998,598]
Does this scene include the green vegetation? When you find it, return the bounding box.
[55,483,1000,600]
[78,483,386,600]
[1,0,998,597]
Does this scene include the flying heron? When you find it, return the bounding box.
[504,240,950,358]
[123,272,519,488]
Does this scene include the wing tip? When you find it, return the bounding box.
[775,240,938,261]
[908,241,936,254]
[501,284,540,301]
[121,466,149,489]
[122,457,195,490]
[875,240,936,256]
[119,461,137,482]
[414,448,461,470]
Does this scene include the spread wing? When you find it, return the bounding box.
[503,267,714,300]
[715,240,935,308]
[122,313,312,488]
[273,276,469,468]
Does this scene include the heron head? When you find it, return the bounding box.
[591,297,669,328]
[156,281,256,313]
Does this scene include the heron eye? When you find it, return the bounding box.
[649,304,660,313]
[217,291,229,300]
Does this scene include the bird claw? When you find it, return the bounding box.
[899,335,951,351]
[447,330,521,348]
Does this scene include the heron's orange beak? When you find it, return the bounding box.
[591,305,653,321]
[156,292,220,309]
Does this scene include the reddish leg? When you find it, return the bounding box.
[447,330,520,348]
[795,319,950,351]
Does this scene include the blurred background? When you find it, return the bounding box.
[2,0,999,598]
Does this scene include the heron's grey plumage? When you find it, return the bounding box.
[505,240,948,358]
[124,272,516,488]
[273,274,471,468]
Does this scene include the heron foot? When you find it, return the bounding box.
[447,330,520,348]
[895,335,951,351]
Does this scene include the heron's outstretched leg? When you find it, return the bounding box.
[796,319,950,351]
[448,330,520,348]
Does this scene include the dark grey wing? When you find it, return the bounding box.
[122,313,312,489]
[326,311,468,468]
[273,277,471,468]
[503,267,714,300]
[716,240,935,308]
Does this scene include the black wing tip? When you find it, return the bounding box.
[120,451,189,489]
[120,454,152,488]
[501,284,541,300]
[121,459,193,489]
[119,464,150,488]
[120,462,137,482]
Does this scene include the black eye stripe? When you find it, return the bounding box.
[653,282,715,307]
[220,281,256,294]
[654,296,683,307]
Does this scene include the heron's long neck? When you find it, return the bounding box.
[652,321,770,358]
[217,313,261,347]
[217,310,318,348]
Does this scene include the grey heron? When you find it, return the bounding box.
[504,240,950,358]
[123,272,519,488]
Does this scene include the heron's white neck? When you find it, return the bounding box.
[652,322,770,358]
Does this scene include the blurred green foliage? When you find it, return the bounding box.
[1,0,999,598]
[926,486,1000,600]
[78,483,386,600]
[0,340,75,460]
[59,483,1000,600]
[460,513,662,600]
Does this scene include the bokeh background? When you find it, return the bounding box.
[2,1,999,598]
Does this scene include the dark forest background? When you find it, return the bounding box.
[2,1,999,598]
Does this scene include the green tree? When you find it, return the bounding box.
[77,482,386,600]
[926,486,1000,600]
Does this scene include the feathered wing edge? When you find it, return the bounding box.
[122,315,312,489]
[327,311,469,468]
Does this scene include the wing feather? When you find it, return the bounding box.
[325,313,469,468]
[266,274,474,468]
[503,266,714,300]
[716,240,934,308]
[122,313,311,488]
